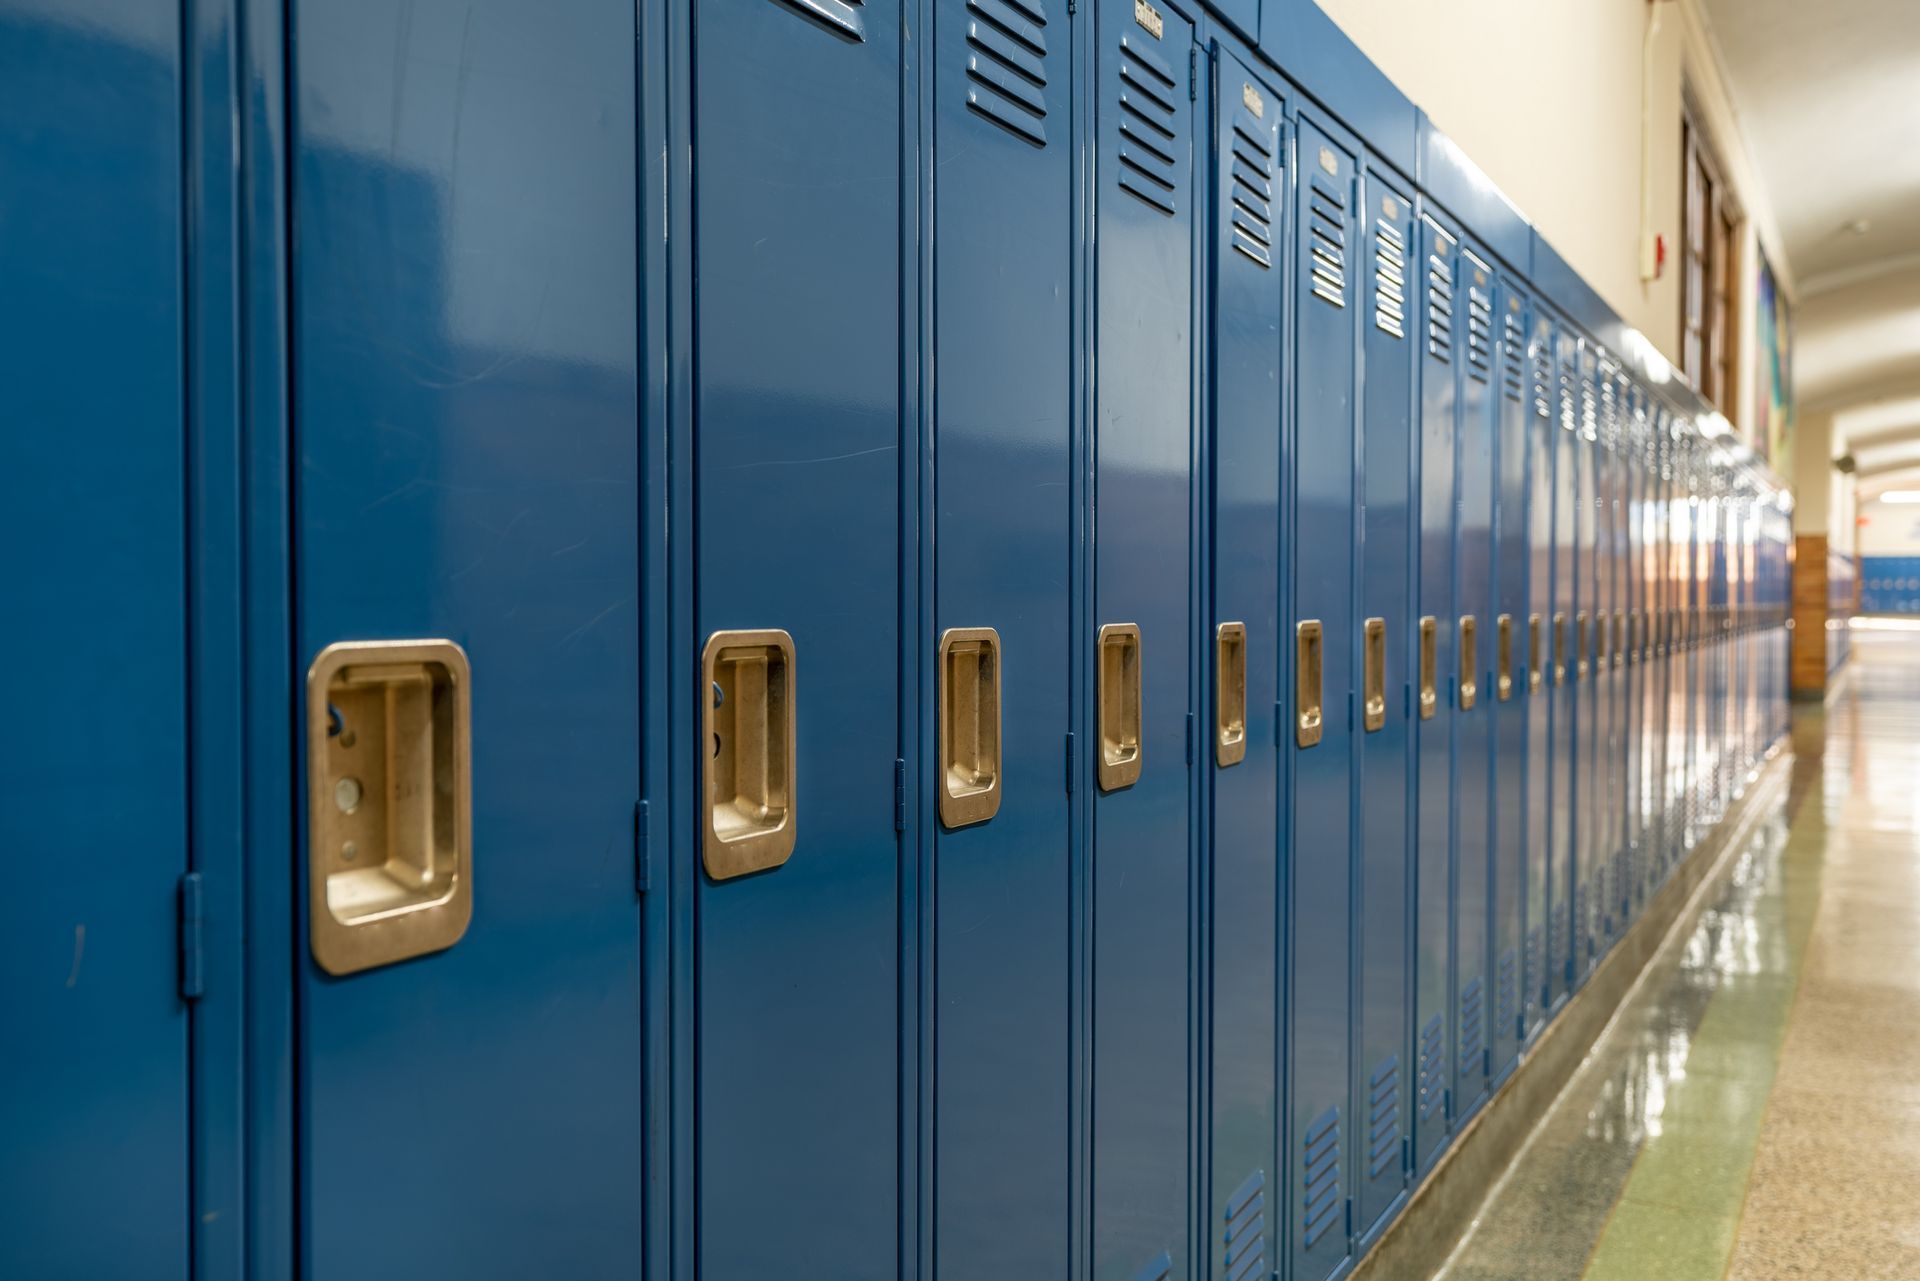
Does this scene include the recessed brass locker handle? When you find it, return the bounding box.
[1362,617,1387,733]
[1575,610,1589,680]
[1528,613,1543,694]
[1216,622,1247,767]
[1417,616,1437,720]
[1552,611,1567,686]
[1495,614,1513,701]
[1628,609,1641,664]
[938,627,1002,827]
[1457,616,1478,710]
[1097,623,1143,791]
[306,639,473,977]
[702,629,798,881]
[1295,620,1324,748]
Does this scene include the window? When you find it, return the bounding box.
[1681,101,1740,411]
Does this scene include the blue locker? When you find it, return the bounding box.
[1411,210,1458,1173]
[1,6,191,1275]
[1575,341,1601,976]
[1549,322,1578,1005]
[1522,307,1555,1034]
[691,0,903,1274]
[291,3,646,1276]
[1094,0,1197,1274]
[1288,108,1360,1281]
[1623,389,1646,918]
[932,0,1075,1271]
[1596,371,1620,944]
[1452,246,1497,1120]
[1491,277,1530,1081]
[1209,48,1284,1281]
[1354,160,1416,1243]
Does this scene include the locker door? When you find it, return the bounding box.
[1288,110,1359,1281]
[1596,375,1618,945]
[1412,212,1458,1173]
[290,4,645,1277]
[1522,310,1555,1035]
[1491,279,1530,1081]
[1549,324,1578,1007]
[1094,1,1196,1274]
[1210,51,1284,1281]
[1354,163,1415,1242]
[1575,343,1600,976]
[2,7,190,1275]
[691,1,902,1276]
[1625,393,1646,916]
[932,0,1074,1272]
[1452,248,1497,1120]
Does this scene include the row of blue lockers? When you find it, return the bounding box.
[2,1,1792,1280]
[1861,556,1920,614]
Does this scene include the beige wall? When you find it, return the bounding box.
[1313,0,1788,443]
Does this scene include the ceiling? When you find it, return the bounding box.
[1699,0,1920,488]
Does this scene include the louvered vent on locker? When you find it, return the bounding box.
[1307,169,1348,307]
[775,0,867,41]
[964,0,1050,146]
[1531,340,1553,420]
[1465,274,1493,382]
[1366,1055,1401,1180]
[1129,1250,1174,1281]
[1374,214,1407,337]
[1458,975,1485,1076]
[1501,305,1525,402]
[1580,368,1598,439]
[1574,885,1588,955]
[1558,352,1578,433]
[1524,925,1543,1022]
[1426,241,1454,361]
[1416,1014,1445,1121]
[1301,1106,1343,1248]
[1497,946,1519,1038]
[1227,106,1276,268]
[1548,911,1565,983]
[1222,1169,1266,1281]
[1116,32,1179,215]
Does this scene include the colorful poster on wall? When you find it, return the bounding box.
[1755,250,1794,475]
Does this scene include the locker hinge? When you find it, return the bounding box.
[1064,731,1076,794]
[178,872,205,1001]
[1185,712,1194,764]
[634,799,652,895]
[894,758,907,833]
[1189,48,1197,100]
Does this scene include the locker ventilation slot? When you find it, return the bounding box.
[1502,310,1526,402]
[1374,217,1407,337]
[964,0,1049,147]
[1116,33,1179,216]
[1301,1106,1343,1248]
[1549,911,1565,984]
[1465,278,1493,382]
[1459,976,1485,1077]
[1130,1250,1174,1281]
[1575,885,1589,957]
[1426,247,1454,361]
[1222,1168,1266,1281]
[1497,946,1519,1038]
[1228,111,1276,269]
[1416,1014,1445,1121]
[1367,1056,1401,1180]
[1558,355,1578,433]
[1307,176,1348,308]
[774,0,866,42]
[1524,925,1543,1021]
[1580,371,1598,439]
[1532,341,1553,420]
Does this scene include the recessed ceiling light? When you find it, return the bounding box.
[1878,490,1920,504]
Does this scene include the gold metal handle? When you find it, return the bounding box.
[1418,615,1437,720]
[306,639,473,976]
[1575,610,1589,680]
[1097,623,1143,791]
[1216,622,1247,767]
[1295,620,1324,748]
[1495,614,1513,701]
[1363,617,1387,732]
[1457,616,1478,710]
[1553,611,1566,685]
[1528,613,1543,694]
[703,629,798,880]
[939,627,1002,827]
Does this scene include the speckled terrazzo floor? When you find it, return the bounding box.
[1434,629,1920,1281]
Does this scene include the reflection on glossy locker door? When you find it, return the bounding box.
[1549,320,1579,1010]
[1094,0,1197,1274]
[1355,161,1416,1243]
[1412,210,1458,1176]
[1290,109,1359,1281]
[1576,341,1601,977]
[1491,276,1530,1084]
[932,0,1074,1270]
[1522,308,1556,1037]
[1210,49,1283,1281]
[2,6,190,1273]
[291,2,645,1276]
[693,1,902,1276]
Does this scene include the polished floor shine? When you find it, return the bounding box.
[1439,629,1920,1281]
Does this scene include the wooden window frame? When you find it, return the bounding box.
[1681,96,1742,412]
